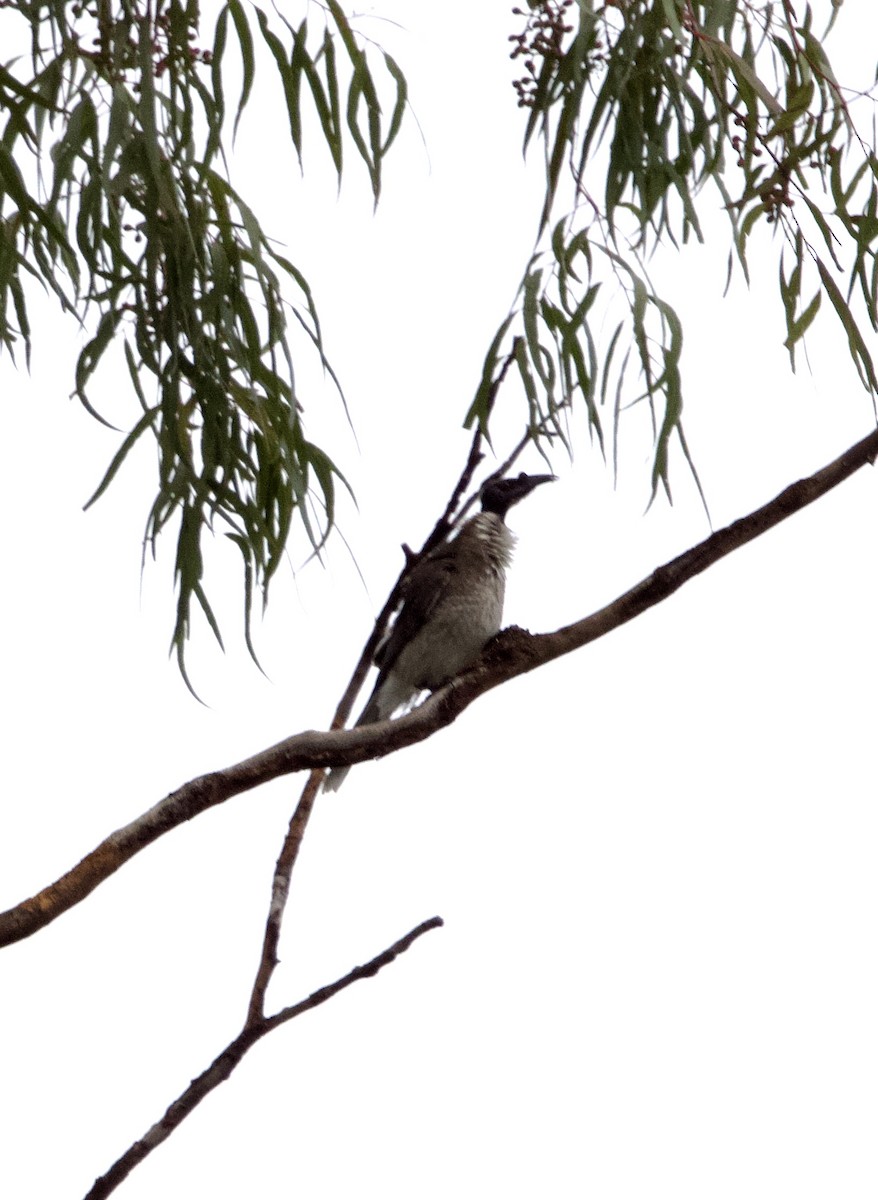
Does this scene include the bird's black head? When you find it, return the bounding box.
[479,472,555,521]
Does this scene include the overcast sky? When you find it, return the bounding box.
[2,3,878,1198]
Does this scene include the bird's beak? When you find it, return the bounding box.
[514,472,556,500]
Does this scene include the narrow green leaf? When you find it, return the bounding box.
[540,93,577,233]
[706,37,784,116]
[817,256,878,392]
[323,26,341,173]
[324,0,378,106]
[382,52,407,155]
[227,0,255,138]
[522,268,548,385]
[123,339,150,413]
[466,312,516,430]
[659,0,684,40]
[84,406,160,510]
[346,70,375,196]
[76,310,122,398]
[514,334,539,423]
[784,289,822,362]
[257,10,319,169]
[0,139,35,214]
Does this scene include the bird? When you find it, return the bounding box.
[323,472,555,791]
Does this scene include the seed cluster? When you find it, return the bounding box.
[509,0,575,108]
[67,1,212,82]
[732,113,795,224]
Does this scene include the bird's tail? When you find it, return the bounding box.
[322,691,382,793]
[322,674,414,793]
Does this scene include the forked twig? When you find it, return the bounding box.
[84,917,443,1200]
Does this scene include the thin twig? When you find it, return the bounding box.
[83,917,443,1200]
[246,768,323,1023]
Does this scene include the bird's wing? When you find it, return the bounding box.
[373,547,459,677]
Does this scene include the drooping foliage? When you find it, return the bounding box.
[0,0,404,679]
[0,0,875,666]
[473,0,878,498]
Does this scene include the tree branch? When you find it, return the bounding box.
[83,916,443,1200]
[246,770,322,1024]
[3,425,876,949]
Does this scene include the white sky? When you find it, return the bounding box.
[2,3,878,1198]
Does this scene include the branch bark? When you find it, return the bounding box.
[3,424,876,949]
